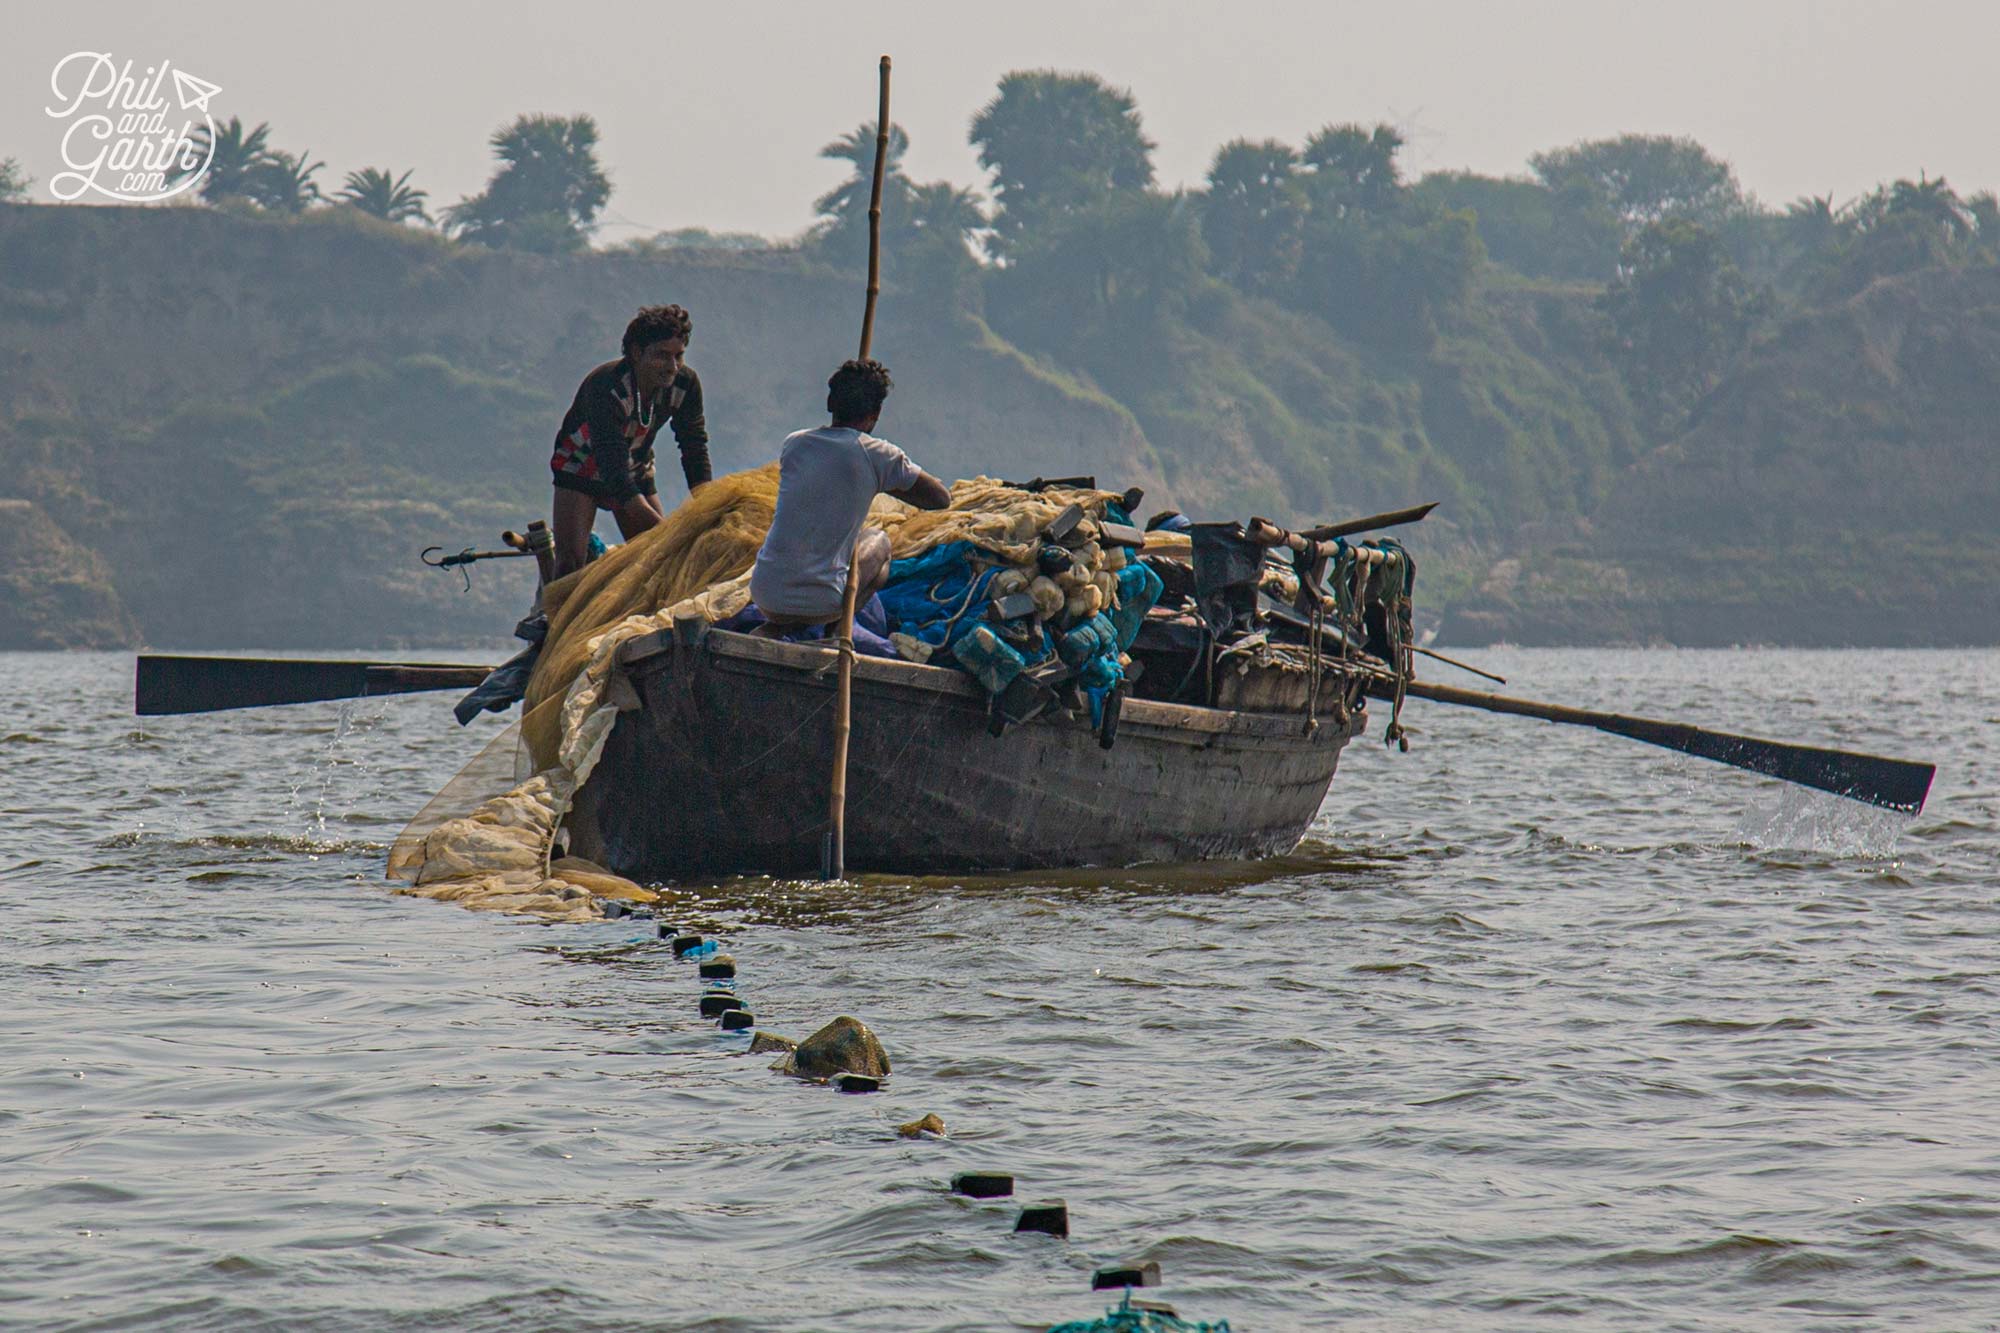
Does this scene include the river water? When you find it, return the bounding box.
[1,648,1995,1331]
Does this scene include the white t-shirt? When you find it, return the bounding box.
[750,426,922,619]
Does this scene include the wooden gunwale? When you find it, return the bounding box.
[615,628,1325,743]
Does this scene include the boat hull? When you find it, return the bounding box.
[566,628,1361,879]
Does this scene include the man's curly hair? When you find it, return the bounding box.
[622,304,692,358]
[826,358,893,422]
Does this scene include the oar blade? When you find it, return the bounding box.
[1397,679,1937,815]
[137,656,369,715]
[135,656,491,715]
[1665,725,1937,814]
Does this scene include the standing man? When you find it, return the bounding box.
[548,304,711,577]
[749,359,950,633]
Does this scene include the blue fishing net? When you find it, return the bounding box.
[876,541,1007,653]
[878,542,1164,714]
[1046,1292,1231,1333]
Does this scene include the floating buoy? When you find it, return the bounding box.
[670,934,705,956]
[1092,1260,1162,1290]
[897,1113,947,1138]
[952,1172,1013,1199]
[699,955,736,979]
[1065,585,1105,620]
[1014,1200,1069,1237]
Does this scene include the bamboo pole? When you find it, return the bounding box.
[825,55,892,882]
[859,56,890,363]
[1412,643,1505,684]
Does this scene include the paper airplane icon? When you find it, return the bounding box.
[171,68,221,113]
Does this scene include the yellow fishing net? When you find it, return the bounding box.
[386,466,1125,920]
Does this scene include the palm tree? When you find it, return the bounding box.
[448,113,611,251]
[813,121,911,223]
[247,149,324,214]
[338,167,430,224]
[1302,123,1404,213]
[1784,193,1836,232]
[1779,193,1844,261]
[1203,138,1304,290]
[1887,173,1971,242]
[905,181,985,245]
[175,116,272,202]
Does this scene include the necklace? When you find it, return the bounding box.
[629,370,660,430]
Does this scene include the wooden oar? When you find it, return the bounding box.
[136,655,491,716]
[1302,501,1437,542]
[1375,677,1936,813]
[823,53,892,882]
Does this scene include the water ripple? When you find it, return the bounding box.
[0,648,1995,1330]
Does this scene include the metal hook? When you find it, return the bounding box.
[421,545,475,591]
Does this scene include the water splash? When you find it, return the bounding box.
[285,700,392,840]
[1733,783,1910,859]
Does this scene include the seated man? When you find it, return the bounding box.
[749,358,950,634]
[548,303,711,578]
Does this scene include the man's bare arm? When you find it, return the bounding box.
[890,471,951,511]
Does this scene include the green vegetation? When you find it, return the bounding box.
[337,167,431,225]
[806,119,986,311]
[1530,134,1745,231]
[173,116,273,204]
[0,74,1994,647]
[445,113,610,253]
[0,159,30,203]
[971,71,1155,258]
[1599,218,1762,435]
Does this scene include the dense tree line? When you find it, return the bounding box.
[12,75,1993,447]
[796,72,1999,445]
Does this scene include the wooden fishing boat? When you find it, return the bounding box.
[124,49,1941,890]
[132,513,1937,882]
[562,624,1369,879]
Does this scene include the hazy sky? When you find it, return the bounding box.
[8,1,1994,241]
